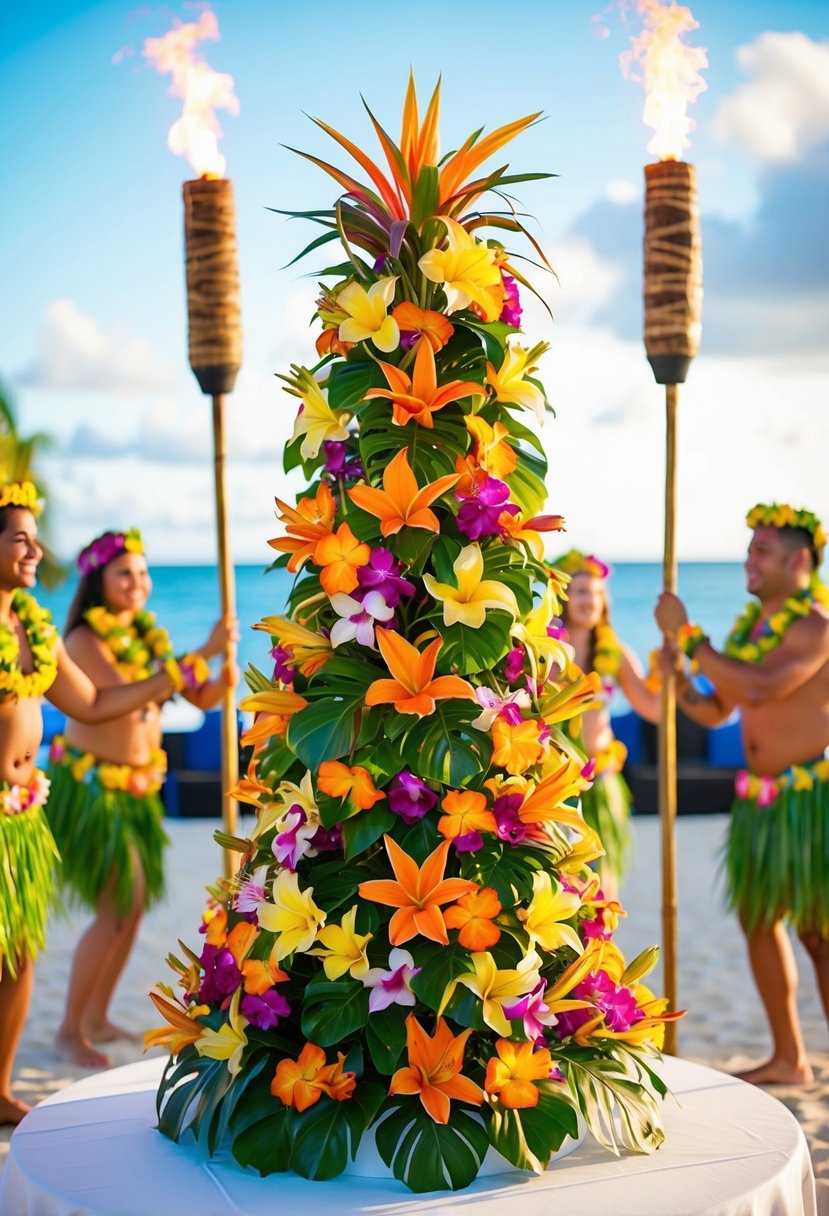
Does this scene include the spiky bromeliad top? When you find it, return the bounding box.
[148,76,678,1195]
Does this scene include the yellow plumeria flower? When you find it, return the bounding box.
[309,905,373,980]
[257,870,326,961]
[451,950,541,1036]
[194,990,249,1077]
[418,218,504,321]
[336,276,400,353]
[423,543,519,629]
[287,367,350,460]
[517,872,583,955]
[485,341,549,424]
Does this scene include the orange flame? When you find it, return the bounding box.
[143,10,238,179]
[620,0,707,161]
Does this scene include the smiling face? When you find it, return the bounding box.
[0,508,42,591]
[101,550,152,615]
[745,526,810,602]
[565,572,606,631]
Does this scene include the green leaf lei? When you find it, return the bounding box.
[0,590,59,701]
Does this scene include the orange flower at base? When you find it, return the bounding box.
[484,1040,553,1109]
[318,761,386,811]
[365,627,475,718]
[445,887,502,951]
[314,523,371,596]
[491,717,545,775]
[390,1015,484,1124]
[358,835,477,946]
[438,789,497,843]
[271,1043,356,1111]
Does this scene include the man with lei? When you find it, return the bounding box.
[0,489,195,1125]
[657,502,829,1086]
[556,550,660,897]
[45,529,238,1069]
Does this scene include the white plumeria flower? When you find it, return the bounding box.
[329,590,394,648]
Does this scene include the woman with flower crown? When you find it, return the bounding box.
[44,528,238,1069]
[0,489,198,1124]
[556,551,660,898]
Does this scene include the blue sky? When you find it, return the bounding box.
[2,0,828,563]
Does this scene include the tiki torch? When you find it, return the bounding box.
[144,12,241,874]
[624,0,706,1053]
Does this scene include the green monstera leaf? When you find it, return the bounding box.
[374,1097,491,1192]
[401,701,492,786]
[487,1081,579,1173]
[300,976,370,1046]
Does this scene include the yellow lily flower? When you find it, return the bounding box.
[452,950,541,1036]
[423,543,519,629]
[194,990,249,1077]
[336,276,400,353]
[144,986,210,1055]
[517,871,583,955]
[253,770,318,840]
[284,367,350,460]
[485,341,549,424]
[418,218,504,321]
[257,869,326,961]
[253,616,333,678]
[309,905,373,980]
[512,582,573,684]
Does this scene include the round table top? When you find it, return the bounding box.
[0,1053,816,1216]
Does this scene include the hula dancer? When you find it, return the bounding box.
[557,551,660,896]
[47,530,238,1069]
[656,503,829,1086]
[0,491,190,1124]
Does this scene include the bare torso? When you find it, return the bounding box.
[741,657,829,775]
[0,615,46,785]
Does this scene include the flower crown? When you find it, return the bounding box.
[0,481,42,515]
[746,503,826,556]
[553,549,610,579]
[78,528,144,574]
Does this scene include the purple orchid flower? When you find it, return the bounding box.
[555,971,644,1039]
[240,989,291,1031]
[271,644,295,685]
[499,273,522,328]
[492,792,533,846]
[362,948,421,1013]
[503,645,525,683]
[198,944,242,1005]
[456,474,519,541]
[357,548,415,608]
[503,979,558,1044]
[388,771,438,824]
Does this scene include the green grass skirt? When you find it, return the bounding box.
[0,806,60,978]
[725,776,829,936]
[46,758,169,916]
[581,770,633,883]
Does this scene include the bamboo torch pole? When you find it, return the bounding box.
[183,176,242,877]
[644,159,702,1055]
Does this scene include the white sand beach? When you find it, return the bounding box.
[2,812,827,1212]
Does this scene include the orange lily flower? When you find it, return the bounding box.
[444,887,502,951]
[317,760,386,811]
[315,328,354,359]
[389,1015,484,1124]
[241,953,289,996]
[271,1043,356,1112]
[467,415,517,479]
[392,302,454,352]
[491,717,545,775]
[484,1040,553,1109]
[144,987,210,1055]
[499,510,566,561]
[517,758,593,830]
[269,483,336,574]
[226,921,258,965]
[239,689,309,749]
[437,789,497,842]
[347,447,459,537]
[226,748,273,808]
[358,835,477,946]
[539,670,603,726]
[313,523,371,596]
[365,627,475,717]
[364,337,482,429]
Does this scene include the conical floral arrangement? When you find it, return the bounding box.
[149,77,678,1194]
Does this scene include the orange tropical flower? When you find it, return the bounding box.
[364,338,482,429]
[241,953,290,996]
[539,670,603,726]
[315,328,354,359]
[437,789,497,842]
[445,887,502,951]
[317,760,386,811]
[271,1043,356,1111]
[239,690,309,749]
[316,1051,358,1101]
[499,510,566,561]
[491,717,545,775]
[365,627,475,717]
[347,447,459,537]
[203,904,228,947]
[144,987,210,1055]
[226,749,273,808]
[389,1015,484,1124]
[484,1040,553,1109]
[467,414,517,479]
[358,835,477,946]
[226,921,258,965]
[517,759,593,831]
[269,483,337,574]
[253,616,333,679]
[313,523,371,596]
[392,302,454,352]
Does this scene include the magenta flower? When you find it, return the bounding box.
[503,645,525,683]
[456,474,519,540]
[273,806,319,871]
[492,792,533,846]
[240,989,291,1030]
[311,823,343,852]
[388,771,438,823]
[546,618,566,641]
[357,548,415,608]
[323,440,363,480]
[555,971,644,1039]
[271,644,295,685]
[452,829,485,853]
[362,948,421,1012]
[198,944,242,1005]
[503,979,559,1043]
[499,272,522,328]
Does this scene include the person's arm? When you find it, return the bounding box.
[694,614,829,706]
[616,645,661,724]
[47,637,175,723]
[182,659,240,711]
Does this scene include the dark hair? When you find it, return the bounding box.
[777,525,818,572]
[64,531,136,635]
[0,504,36,535]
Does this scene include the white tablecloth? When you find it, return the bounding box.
[0,1054,816,1216]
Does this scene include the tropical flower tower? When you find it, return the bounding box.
[149,77,679,1193]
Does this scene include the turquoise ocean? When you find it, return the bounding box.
[34,561,749,714]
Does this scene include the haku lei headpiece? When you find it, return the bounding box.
[0,481,42,515]
[746,503,826,557]
[78,528,144,574]
[553,549,610,580]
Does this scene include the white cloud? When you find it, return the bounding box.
[605,178,638,205]
[713,32,829,163]
[19,299,178,394]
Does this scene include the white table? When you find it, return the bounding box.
[0,1055,816,1216]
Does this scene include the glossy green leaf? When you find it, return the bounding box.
[365,1003,408,1075]
[374,1098,490,1192]
[342,805,397,859]
[300,977,370,1046]
[401,701,492,787]
[409,942,471,1013]
[487,1082,579,1172]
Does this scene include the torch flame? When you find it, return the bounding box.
[621,0,707,161]
[143,10,239,179]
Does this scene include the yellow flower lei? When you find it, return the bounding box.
[724,586,824,663]
[84,606,175,681]
[592,622,622,684]
[0,591,59,701]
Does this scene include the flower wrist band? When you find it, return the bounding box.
[165,652,210,693]
[678,622,708,659]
